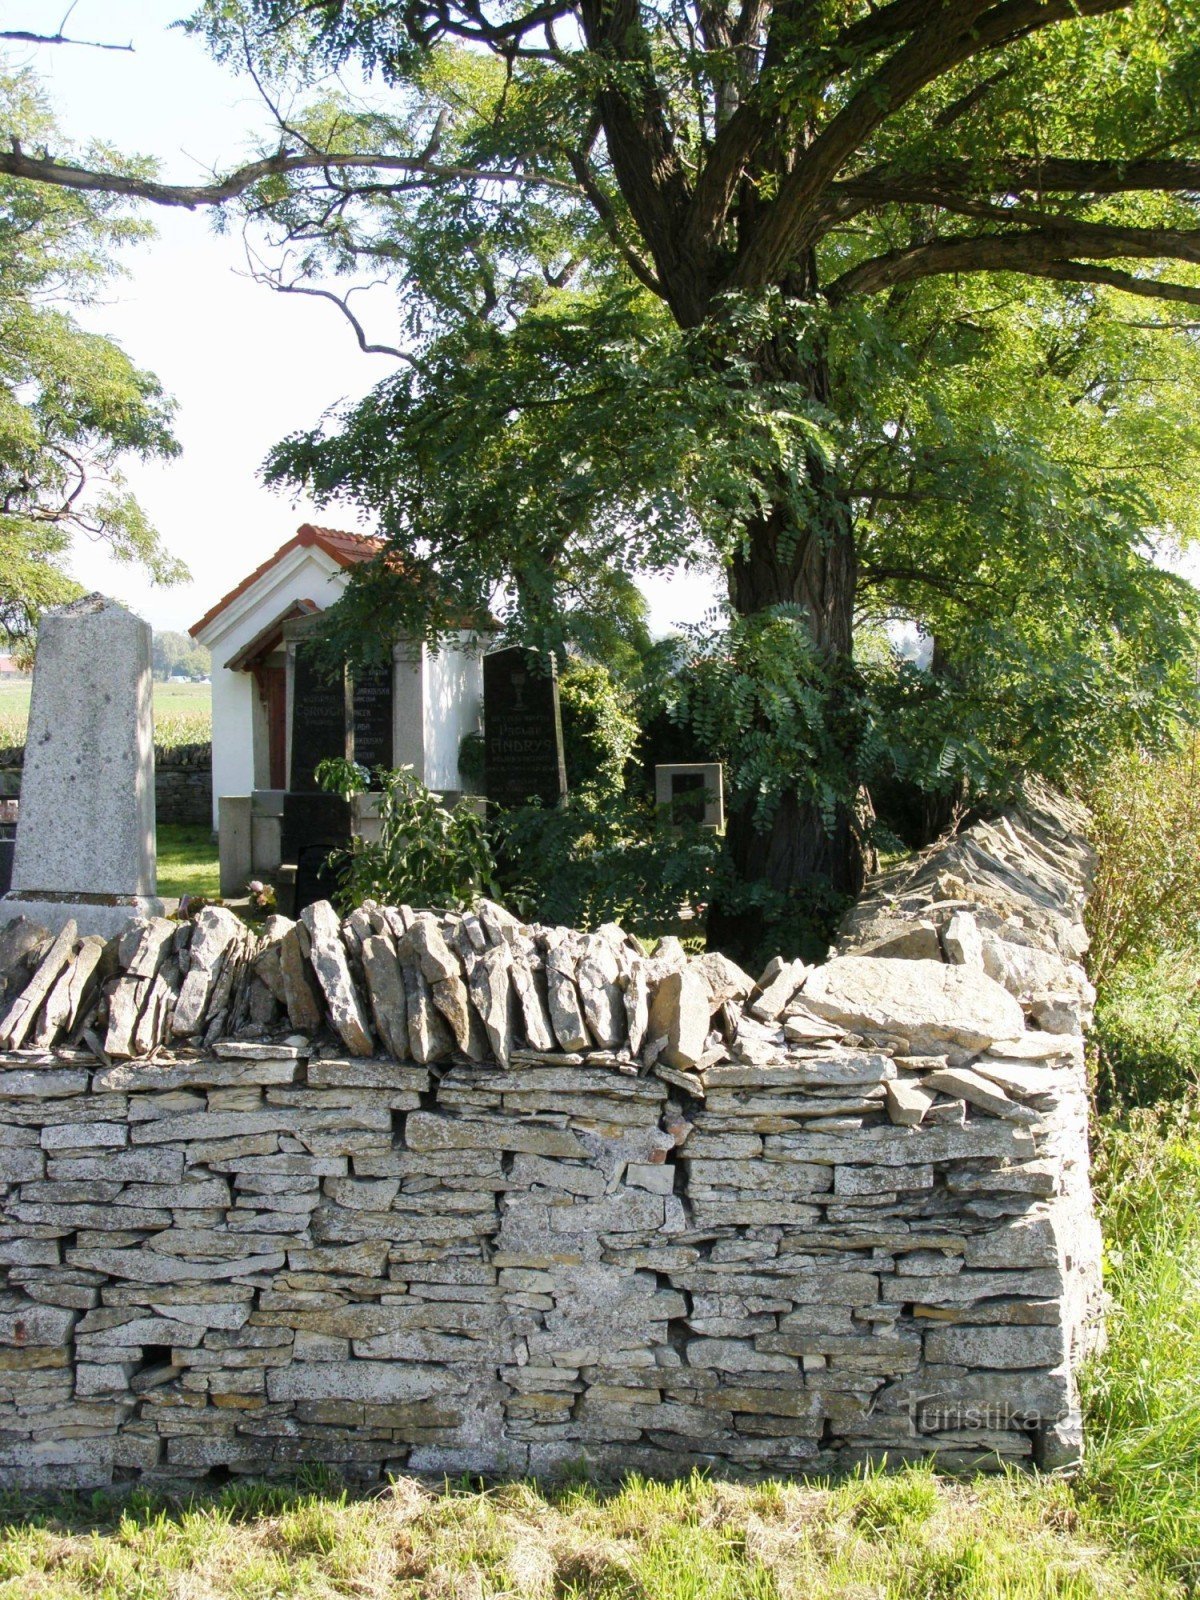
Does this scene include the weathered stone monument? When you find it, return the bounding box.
[483,645,567,808]
[0,594,164,936]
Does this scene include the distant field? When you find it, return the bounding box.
[0,678,211,747]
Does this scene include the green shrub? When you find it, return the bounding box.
[1082,1103,1200,1589]
[558,660,640,794]
[316,759,499,913]
[1084,742,1200,1109]
[497,788,720,935]
[1086,741,1200,992]
[1093,950,1200,1110]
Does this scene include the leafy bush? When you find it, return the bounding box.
[316,759,499,913]
[1086,741,1200,992]
[558,659,640,794]
[496,789,720,935]
[1093,950,1200,1110]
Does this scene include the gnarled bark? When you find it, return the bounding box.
[707,346,866,961]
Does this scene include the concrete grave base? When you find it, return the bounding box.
[0,893,168,940]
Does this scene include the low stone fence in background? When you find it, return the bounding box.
[150,743,213,828]
[0,783,1102,1488]
[0,742,213,829]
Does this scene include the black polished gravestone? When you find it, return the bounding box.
[483,646,567,809]
[351,662,394,786]
[282,792,352,915]
[289,645,350,792]
[283,643,353,915]
[0,804,14,896]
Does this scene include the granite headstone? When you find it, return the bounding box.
[0,594,164,935]
[289,644,349,792]
[483,646,567,809]
[282,643,354,914]
[0,799,16,897]
[281,793,352,916]
[351,663,394,786]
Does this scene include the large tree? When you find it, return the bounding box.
[0,63,184,649]
[8,1,1200,946]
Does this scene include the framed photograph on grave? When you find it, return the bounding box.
[655,762,725,831]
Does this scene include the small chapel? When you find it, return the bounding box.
[189,524,487,903]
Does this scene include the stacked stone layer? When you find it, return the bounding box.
[0,781,1102,1486]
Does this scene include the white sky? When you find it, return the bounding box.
[11,0,720,636]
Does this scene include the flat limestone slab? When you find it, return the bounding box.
[802,957,1025,1052]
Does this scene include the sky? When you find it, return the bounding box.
[12,0,720,637]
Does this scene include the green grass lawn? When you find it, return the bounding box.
[0,1104,1195,1599]
[0,1467,1165,1600]
[156,822,219,900]
[0,680,211,748]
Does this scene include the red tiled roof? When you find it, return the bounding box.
[189,524,383,639]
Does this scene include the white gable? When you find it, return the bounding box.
[193,542,352,662]
[192,534,486,832]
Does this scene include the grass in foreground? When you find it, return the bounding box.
[1078,1100,1200,1588]
[0,1067,1196,1598]
[0,1468,1165,1600]
[155,822,219,900]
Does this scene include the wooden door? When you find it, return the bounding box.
[262,663,287,789]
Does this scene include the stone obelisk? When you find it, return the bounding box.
[1,594,164,936]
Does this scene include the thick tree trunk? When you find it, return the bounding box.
[706,342,867,964]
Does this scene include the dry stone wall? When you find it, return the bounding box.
[151,744,214,828]
[0,782,1102,1488]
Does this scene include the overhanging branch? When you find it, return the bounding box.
[0,142,579,210]
[727,0,1130,291]
[0,30,131,52]
[826,224,1200,302]
[564,147,664,295]
[834,156,1200,211]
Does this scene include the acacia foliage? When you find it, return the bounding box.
[0,65,183,647]
[276,265,1200,793]
[11,2,1200,835]
[179,0,1200,795]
